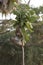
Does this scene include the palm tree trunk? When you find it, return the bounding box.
[22,41,25,65]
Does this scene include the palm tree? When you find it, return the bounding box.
[0,1,38,65]
[11,4,38,65]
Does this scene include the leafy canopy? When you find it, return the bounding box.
[12,3,38,42]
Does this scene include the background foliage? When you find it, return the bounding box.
[0,1,43,65]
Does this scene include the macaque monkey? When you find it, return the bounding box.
[0,0,10,13]
[10,26,23,46]
[15,26,23,39]
[2,0,10,9]
[0,0,18,13]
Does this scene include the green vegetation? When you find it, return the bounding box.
[0,0,43,65]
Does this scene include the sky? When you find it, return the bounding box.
[0,13,16,20]
[0,0,43,20]
[21,0,43,7]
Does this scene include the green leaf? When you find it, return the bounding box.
[25,22,33,32]
[21,28,30,42]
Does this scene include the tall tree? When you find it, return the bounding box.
[0,1,39,65]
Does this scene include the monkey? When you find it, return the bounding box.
[0,0,10,13]
[2,0,10,13]
[15,26,23,39]
[2,0,8,9]
[9,26,23,46]
[0,0,18,13]
[10,37,22,46]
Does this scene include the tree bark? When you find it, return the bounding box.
[22,41,25,65]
